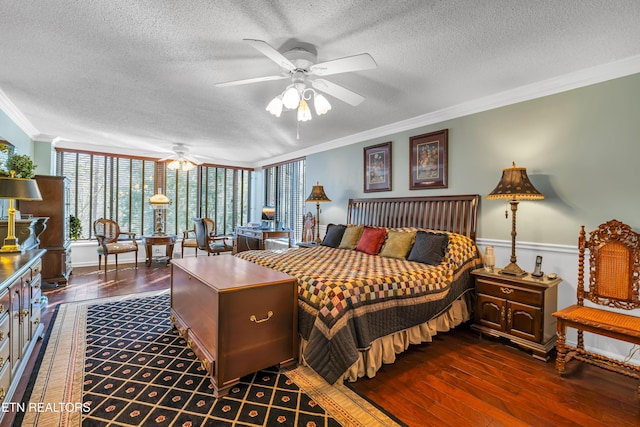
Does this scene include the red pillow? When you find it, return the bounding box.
[355,226,387,255]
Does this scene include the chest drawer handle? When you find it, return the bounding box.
[250,311,273,324]
[500,287,514,294]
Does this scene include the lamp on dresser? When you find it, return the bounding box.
[0,172,42,252]
[305,182,331,243]
[486,162,543,276]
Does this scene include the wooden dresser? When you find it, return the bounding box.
[471,268,562,361]
[0,249,46,419]
[171,255,298,397]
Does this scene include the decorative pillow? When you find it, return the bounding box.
[321,224,347,248]
[355,226,388,255]
[407,231,449,265]
[379,230,416,259]
[338,225,364,250]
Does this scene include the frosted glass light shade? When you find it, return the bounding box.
[314,93,332,115]
[266,96,283,117]
[282,86,300,109]
[297,99,312,122]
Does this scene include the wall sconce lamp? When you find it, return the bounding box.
[0,173,42,253]
[305,182,331,243]
[486,162,544,276]
[149,189,171,235]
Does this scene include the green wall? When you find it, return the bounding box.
[307,73,640,246]
[0,109,32,154]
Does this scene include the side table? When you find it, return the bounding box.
[471,268,562,361]
[141,234,176,266]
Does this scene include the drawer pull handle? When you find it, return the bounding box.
[170,315,176,323]
[0,387,4,400]
[200,359,209,372]
[0,331,4,341]
[250,311,273,324]
[500,287,514,294]
[33,317,40,326]
[187,338,193,349]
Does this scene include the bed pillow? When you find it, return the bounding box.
[407,231,449,265]
[355,226,387,255]
[338,225,364,250]
[379,230,416,259]
[321,224,347,248]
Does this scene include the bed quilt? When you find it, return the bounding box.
[235,230,481,383]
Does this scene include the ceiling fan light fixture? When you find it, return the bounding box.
[313,93,332,115]
[167,160,181,170]
[297,99,312,122]
[181,160,196,172]
[266,96,283,117]
[282,85,300,109]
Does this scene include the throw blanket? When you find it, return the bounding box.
[236,232,481,384]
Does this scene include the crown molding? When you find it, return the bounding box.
[256,55,640,168]
[0,87,39,138]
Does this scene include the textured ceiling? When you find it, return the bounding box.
[1,1,640,168]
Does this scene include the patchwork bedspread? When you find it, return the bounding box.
[235,231,481,384]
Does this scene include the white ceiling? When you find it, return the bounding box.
[1,1,640,168]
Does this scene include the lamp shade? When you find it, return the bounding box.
[149,192,171,208]
[305,182,331,203]
[0,177,43,200]
[486,162,544,201]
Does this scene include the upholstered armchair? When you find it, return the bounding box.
[193,217,233,255]
[93,218,138,272]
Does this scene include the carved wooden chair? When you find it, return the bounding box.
[193,217,232,255]
[553,219,640,395]
[93,218,138,272]
[303,211,315,243]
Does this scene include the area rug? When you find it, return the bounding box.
[18,291,402,427]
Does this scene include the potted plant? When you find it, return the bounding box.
[69,215,82,240]
[2,153,37,178]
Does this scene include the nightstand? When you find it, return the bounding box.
[296,241,320,248]
[471,268,562,361]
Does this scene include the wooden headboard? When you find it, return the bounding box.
[347,194,479,241]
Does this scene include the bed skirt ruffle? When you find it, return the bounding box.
[299,292,472,384]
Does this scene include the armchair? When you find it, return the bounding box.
[93,218,139,272]
[193,217,233,255]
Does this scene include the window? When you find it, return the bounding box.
[56,150,251,239]
[263,157,305,242]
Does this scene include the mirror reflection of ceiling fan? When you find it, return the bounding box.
[215,39,377,121]
[159,143,203,171]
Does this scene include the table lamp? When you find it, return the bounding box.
[149,189,171,235]
[486,162,543,276]
[0,173,43,253]
[305,182,331,243]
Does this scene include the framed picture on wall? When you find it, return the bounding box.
[364,141,392,192]
[409,129,448,190]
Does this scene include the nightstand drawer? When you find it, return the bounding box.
[476,279,542,306]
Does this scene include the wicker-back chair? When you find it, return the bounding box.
[93,218,138,272]
[553,219,640,395]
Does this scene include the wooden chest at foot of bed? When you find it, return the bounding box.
[170,256,298,397]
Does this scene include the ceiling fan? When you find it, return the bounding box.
[159,143,203,171]
[215,39,377,120]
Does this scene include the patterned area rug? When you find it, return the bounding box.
[18,291,401,427]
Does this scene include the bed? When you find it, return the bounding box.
[235,195,481,384]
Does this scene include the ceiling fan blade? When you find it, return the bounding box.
[309,53,377,76]
[214,75,287,87]
[243,39,296,72]
[311,79,365,106]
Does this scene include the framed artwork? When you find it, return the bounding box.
[364,141,392,192]
[409,129,448,190]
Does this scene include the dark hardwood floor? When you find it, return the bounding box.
[4,262,640,426]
